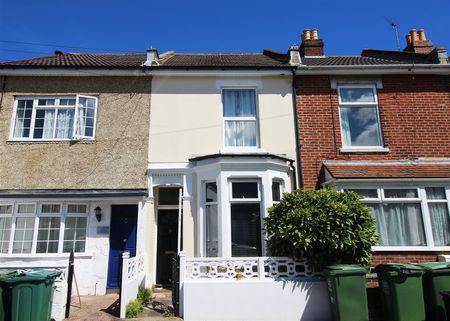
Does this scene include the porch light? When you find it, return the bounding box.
[94,206,102,222]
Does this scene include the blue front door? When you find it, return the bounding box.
[107,205,138,288]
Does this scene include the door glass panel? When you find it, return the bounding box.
[158,188,180,205]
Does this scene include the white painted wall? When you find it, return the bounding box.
[149,76,296,162]
[0,199,145,296]
[183,279,332,321]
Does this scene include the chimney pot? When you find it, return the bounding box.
[311,29,318,40]
[303,29,311,40]
[406,34,412,44]
[410,29,419,42]
[418,29,426,40]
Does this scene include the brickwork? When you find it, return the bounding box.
[371,251,444,265]
[295,74,450,262]
[295,74,450,189]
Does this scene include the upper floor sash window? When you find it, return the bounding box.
[222,89,258,147]
[337,85,383,148]
[11,95,98,141]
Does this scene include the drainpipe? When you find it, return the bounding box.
[291,69,304,189]
[0,76,6,112]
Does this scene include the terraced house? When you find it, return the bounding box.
[292,28,450,265]
[0,56,153,299]
[0,27,450,321]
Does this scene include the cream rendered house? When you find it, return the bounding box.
[144,50,299,286]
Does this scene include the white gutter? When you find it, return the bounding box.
[295,64,450,75]
[0,68,292,77]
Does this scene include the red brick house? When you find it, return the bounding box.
[291,28,450,264]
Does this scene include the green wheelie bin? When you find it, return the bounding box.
[324,264,370,321]
[414,262,450,321]
[0,270,19,321]
[375,264,425,321]
[0,269,61,321]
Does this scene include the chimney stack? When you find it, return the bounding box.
[300,28,324,56]
[404,28,433,54]
[143,48,159,66]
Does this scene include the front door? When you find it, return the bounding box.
[107,205,138,288]
[156,209,179,287]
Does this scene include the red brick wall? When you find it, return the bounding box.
[371,251,446,266]
[295,75,450,189]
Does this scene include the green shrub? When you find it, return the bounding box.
[265,189,378,270]
[137,287,153,306]
[126,299,143,318]
[163,306,174,317]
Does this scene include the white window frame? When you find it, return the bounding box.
[0,203,14,254]
[339,185,450,251]
[229,179,264,257]
[337,84,385,152]
[36,203,63,254]
[203,180,219,257]
[221,88,260,151]
[0,201,89,257]
[271,179,284,205]
[9,95,98,141]
[62,203,89,254]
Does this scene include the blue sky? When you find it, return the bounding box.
[1,0,449,61]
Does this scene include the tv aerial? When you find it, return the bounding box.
[384,16,401,51]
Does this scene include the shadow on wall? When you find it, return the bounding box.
[276,277,332,321]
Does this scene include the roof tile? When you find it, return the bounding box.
[324,163,450,179]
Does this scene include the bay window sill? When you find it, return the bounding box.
[7,139,95,144]
[340,147,390,153]
[0,253,92,259]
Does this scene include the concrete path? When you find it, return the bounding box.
[64,291,181,321]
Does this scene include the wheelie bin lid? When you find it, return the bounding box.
[414,262,450,273]
[375,263,424,276]
[0,270,19,282]
[324,264,369,276]
[415,262,450,271]
[0,269,61,284]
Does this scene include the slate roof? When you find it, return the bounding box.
[324,162,450,180]
[159,53,289,67]
[0,47,443,69]
[0,53,148,68]
[301,55,434,66]
[0,52,290,69]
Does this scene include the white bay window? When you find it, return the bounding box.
[11,95,98,141]
[342,186,450,249]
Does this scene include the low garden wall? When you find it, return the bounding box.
[179,254,331,321]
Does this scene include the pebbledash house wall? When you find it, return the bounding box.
[0,76,150,189]
[0,76,151,295]
[295,74,450,264]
